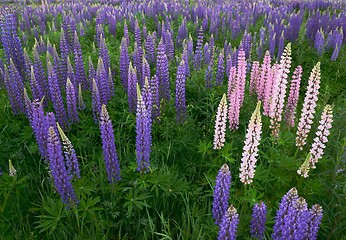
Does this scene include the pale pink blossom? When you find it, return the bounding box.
[249,61,260,95]
[263,63,278,116]
[239,101,262,184]
[257,51,271,100]
[296,62,321,149]
[213,94,228,150]
[269,43,292,138]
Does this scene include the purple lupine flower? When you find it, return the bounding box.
[182,42,190,77]
[305,204,323,240]
[142,77,153,120]
[133,42,143,82]
[120,37,130,89]
[95,23,104,48]
[164,30,174,60]
[226,53,233,79]
[269,43,292,138]
[77,83,85,111]
[123,22,130,46]
[128,62,138,112]
[73,31,87,89]
[250,202,267,240]
[284,65,303,127]
[213,94,228,149]
[134,19,142,48]
[331,28,343,61]
[296,62,321,150]
[79,22,84,36]
[47,123,77,205]
[175,59,187,123]
[99,104,121,183]
[88,56,96,90]
[33,44,49,101]
[145,32,155,65]
[8,59,25,114]
[205,63,213,88]
[57,122,80,178]
[96,57,110,105]
[66,78,79,125]
[47,60,67,129]
[204,43,211,66]
[23,88,32,118]
[150,74,160,119]
[92,78,101,122]
[212,164,232,226]
[136,84,152,173]
[269,33,276,58]
[194,27,204,70]
[216,50,225,86]
[276,31,285,60]
[272,188,299,239]
[249,61,260,95]
[217,205,239,240]
[239,101,262,184]
[187,35,194,59]
[99,35,111,80]
[142,56,151,87]
[156,38,170,101]
[23,48,32,81]
[314,29,325,56]
[209,34,215,62]
[66,56,77,95]
[30,65,44,103]
[29,99,47,159]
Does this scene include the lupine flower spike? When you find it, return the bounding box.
[239,101,262,184]
[250,202,267,240]
[296,62,321,149]
[217,205,239,240]
[298,104,333,178]
[212,164,232,226]
[305,204,323,239]
[213,94,228,150]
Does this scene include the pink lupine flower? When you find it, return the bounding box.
[284,66,303,127]
[237,49,247,107]
[239,101,262,184]
[213,94,228,150]
[297,105,333,178]
[263,63,278,116]
[227,66,237,100]
[269,43,292,138]
[296,62,321,149]
[257,51,271,100]
[249,61,260,95]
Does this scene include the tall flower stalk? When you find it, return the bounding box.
[296,62,321,149]
[213,94,228,150]
[250,202,267,239]
[217,205,239,240]
[239,101,262,185]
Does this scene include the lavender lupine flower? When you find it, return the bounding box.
[23,88,32,118]
[175,59,187,123]
[213,94,228,150]
[194,27,204,70]
[205,63,213,88]
[284,66,303,127]
[269,43,292,138]
[77,83,85,111]
[272,188,299,239]
[142,56,151,87]
[165,30,174,60]
[134,19,141,48]
[67,57,77,96]
[99,105,121,183]
[187,35,194,59]
[136,84,152,173]
[276,31,285,60]
[29,99,47,159]
[47,60,67,129]
[142,77,152,119]
[216,50,225,86]
[120,37,130,89]
[145,32,155,65]
[296,62,321,150]
[123,22,130,46]
[33,44,48,100]
[133,43,143,82]
[150,75,160,119]
[217,205,239,240]
[73,31,87,89]
[99,35,111,80]
[30,65,44,103]
[263,64,278,116]
[269,33,276,58]
[239,101,262,185]
[8,59,25,114]
[331,28,343,61]
[96,57,110,105]
[212,164,232,225]
[66,78,79,124]
[23,48,32,81]
[182,42,190,77]
[280,197,309,240]
[47,125,77,205]
[305,204,323,240]
[92,78,101,122]
[249,61,260,95]
[156,38,170,101]
[57,122,80,178]
[88,56,95,90]
[297,105,333,178]
[250,202,267,240]
[314,29,325,56]
[128,62,138,112]
[204,43,211,66]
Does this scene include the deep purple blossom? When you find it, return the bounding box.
[175,59,187,123]
[250,202,267,239]
[217,205,239,240]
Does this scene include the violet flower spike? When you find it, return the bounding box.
[250,202,267,240]
[217,205,239,240]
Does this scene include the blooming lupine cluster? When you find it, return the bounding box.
[296,62,321,150]
[213,94,228,150]
[250,202,267,240]
[298,104,333,178]
[217,205,239,240]
[239,101,262,185]
[212,164,232,226]
[99,105,121,183]
[175,59,187,123]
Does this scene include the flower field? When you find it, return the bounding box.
[0,0,345,239]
